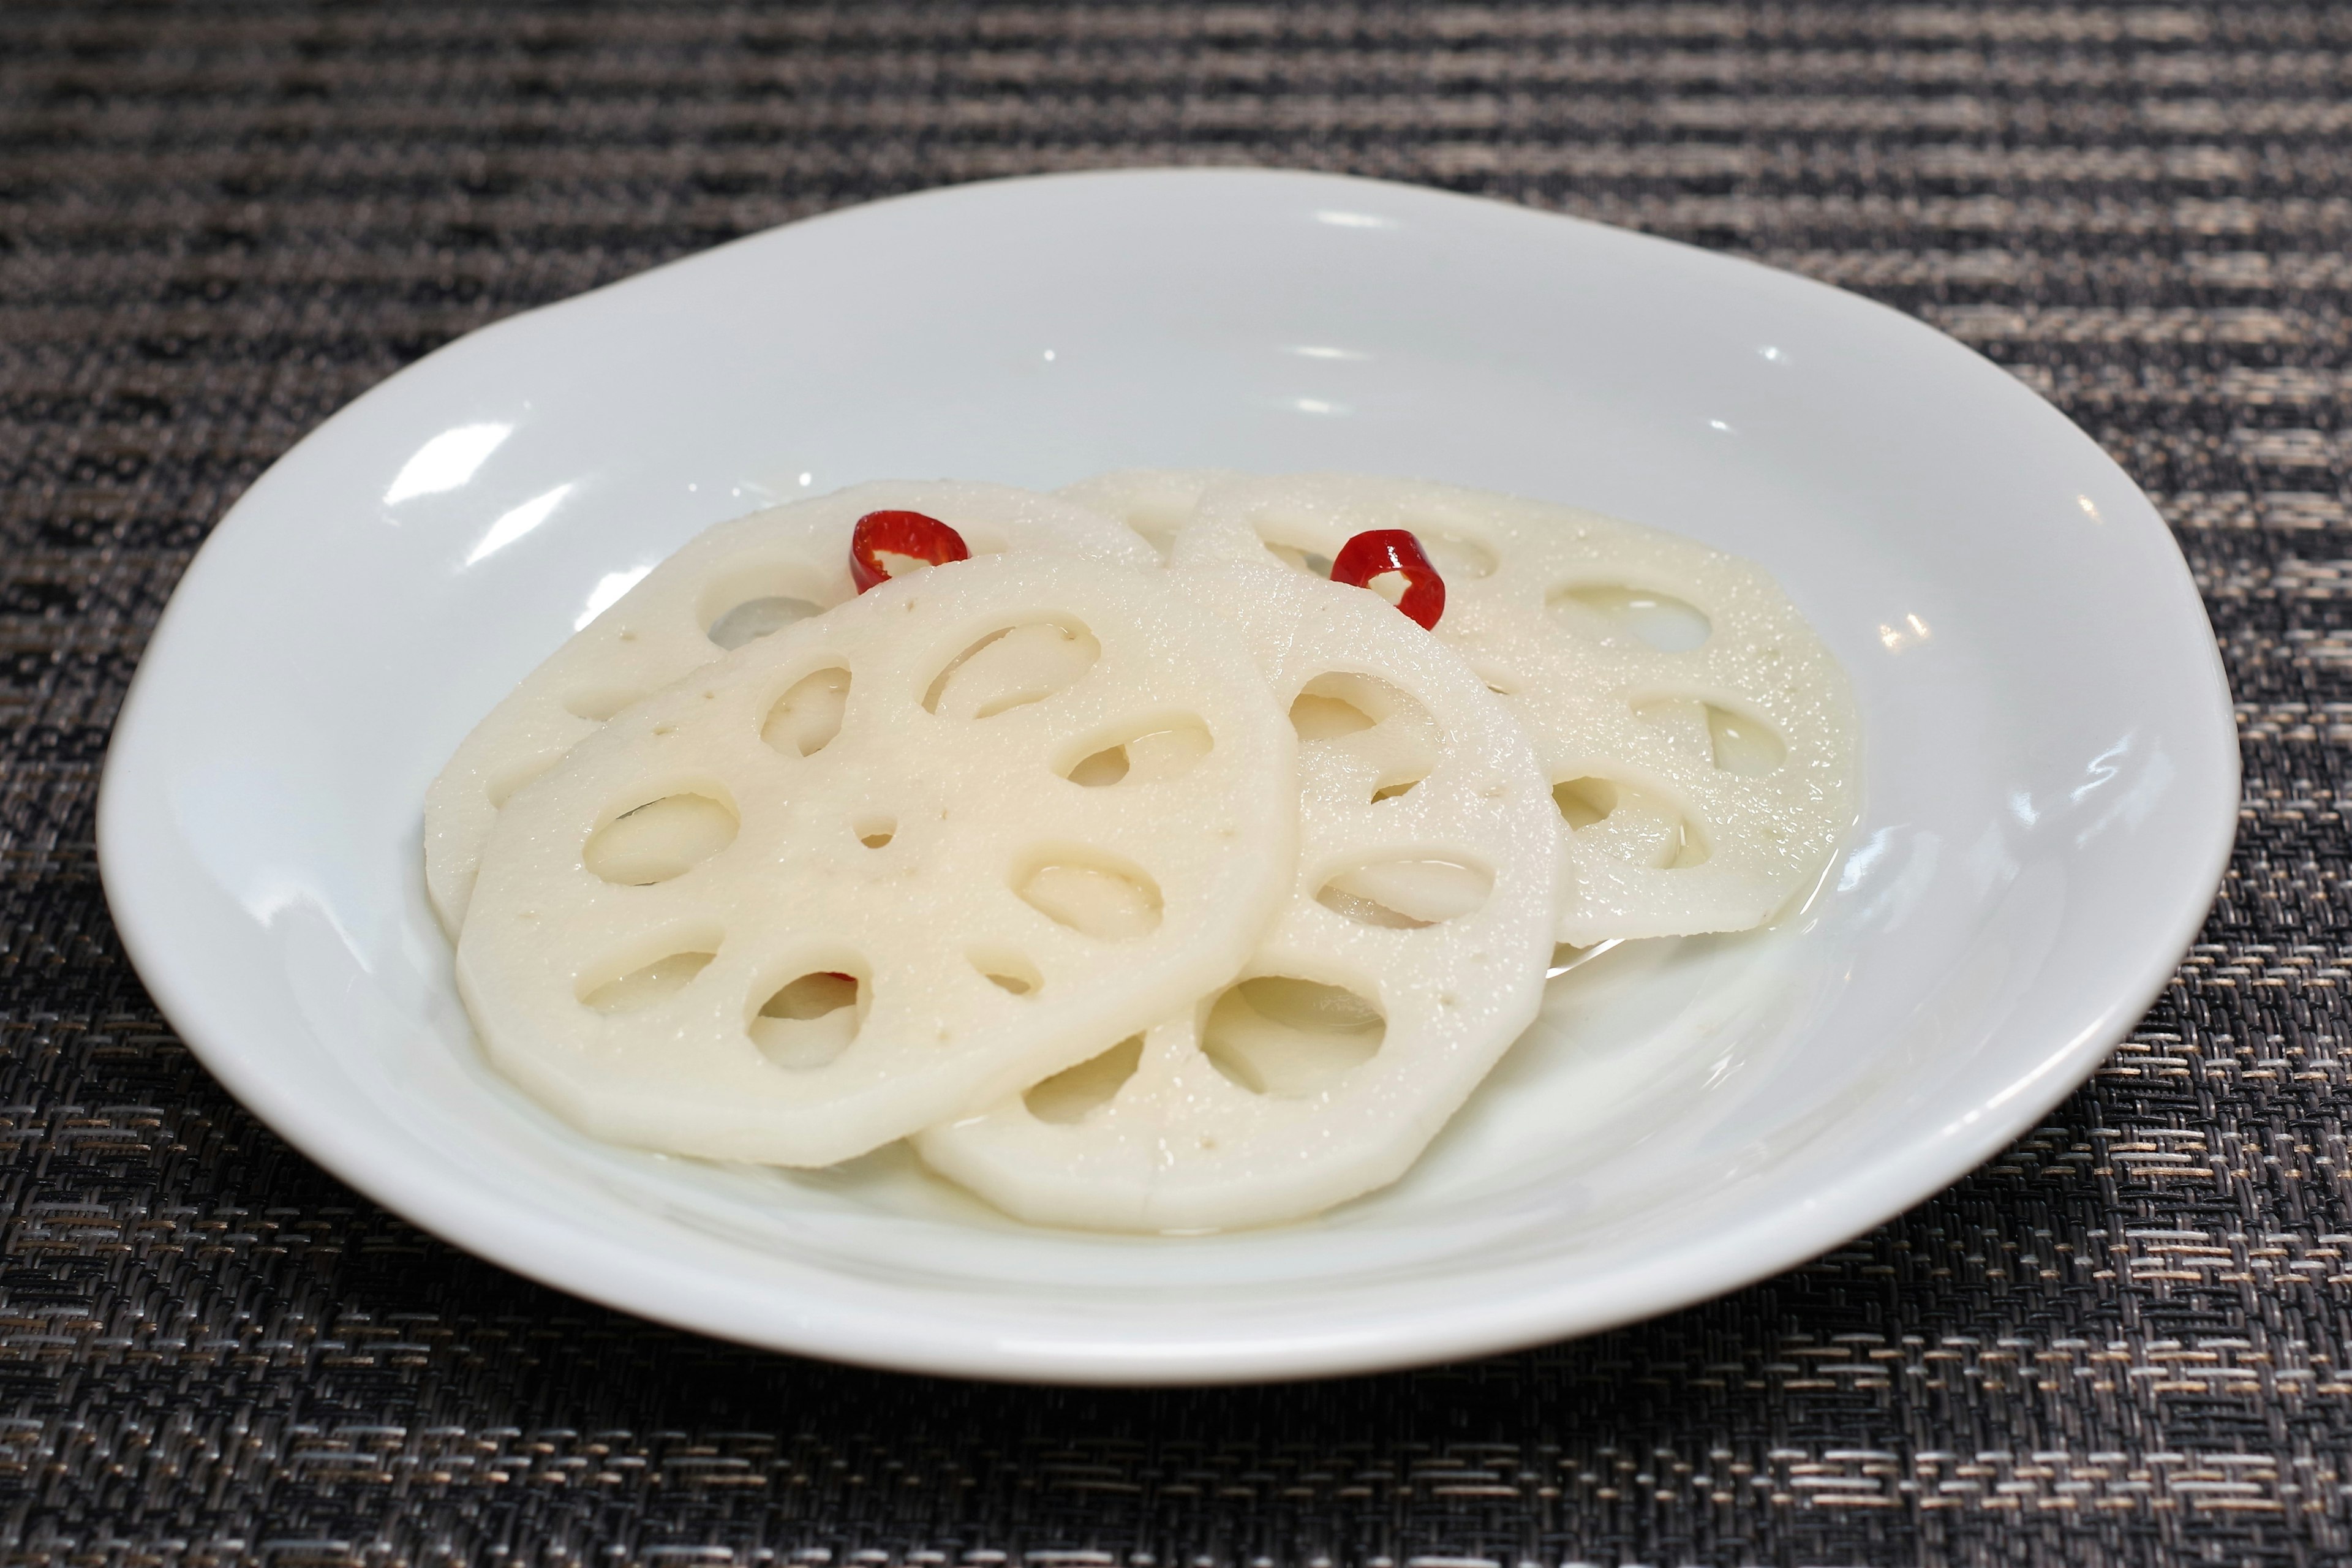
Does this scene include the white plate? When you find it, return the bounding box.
[97,169,2236,1384]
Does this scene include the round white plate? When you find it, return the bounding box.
[98,168,2236,1384]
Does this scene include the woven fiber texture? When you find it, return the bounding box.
[1,2,2342,1564]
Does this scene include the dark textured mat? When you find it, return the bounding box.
[2,3,2346,1564]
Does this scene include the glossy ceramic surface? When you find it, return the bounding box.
[97,169,2236,1384]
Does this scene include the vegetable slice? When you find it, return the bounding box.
[458,554,1295,1169]
[1169,473,1860,945]
[425,480,1155,934]
[914,560,1559,1232]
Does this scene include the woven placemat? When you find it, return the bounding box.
[3,3,2343,1564]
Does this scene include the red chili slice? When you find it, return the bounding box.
[851,509,971,593]
[1330,529,1446,630]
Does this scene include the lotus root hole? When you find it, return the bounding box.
[1316,858,1493,929]
[1015,854,1164,941]
[1292,674,1442,801]
[970,949,1042,997]
[578,944,718,1014]
[1551,584,1714,653]
[1631,697,1787,777]
[1253,524,1333,578]
[1288,690,1374,740]
[582,793,737,886]
[761,666,851,757]
[1122,506,1190,561]
[1476,667,1522,697]
[1062,718,1213,787]
[1552,776,1621,831]
[853,815,897,849]
[751,970,865,1070]
[1703,704,1787,775]
[1413,530,1497,580]
[1022,1035,1144,1124]
[1555,775,1711,869]
[708,595,823,650]
[1202,977,1384,1098]
[924,622,1101,719]
[564,685,648,723]
[1290,671,1428,738]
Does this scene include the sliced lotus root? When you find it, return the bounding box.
[456,553,1296,1169]
[1169,473,1860,946]
[425,480,1157,934]
[1056,469,1232,561]
[913,560,1559,1232]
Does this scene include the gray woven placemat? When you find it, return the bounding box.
[2,3,2342,1564]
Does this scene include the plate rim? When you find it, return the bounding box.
[96,165,2240,1384]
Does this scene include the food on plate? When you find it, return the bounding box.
[914,560,1558,1231]
[423,480,1157,933]
[431,469,1858,1229]
[849,507,971,592]
[1170,473,1860,946]
[454,553,1295,1167]
[1326,528,1446,631]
